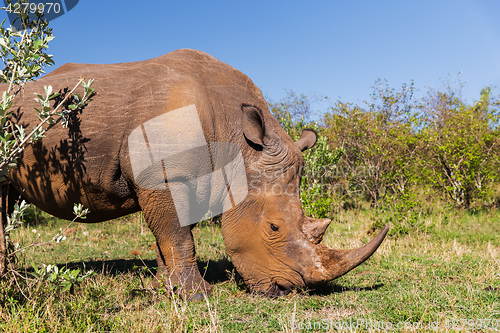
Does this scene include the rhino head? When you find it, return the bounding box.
[221,105,388,296]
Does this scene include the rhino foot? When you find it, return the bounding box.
[152,269,213,301]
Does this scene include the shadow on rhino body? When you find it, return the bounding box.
[10,91,92,215]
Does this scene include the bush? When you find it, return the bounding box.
[0,0,93,278]
[418,86,500,209]
[324,80,419,207]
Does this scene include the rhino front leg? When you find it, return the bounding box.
[138,190,212,300]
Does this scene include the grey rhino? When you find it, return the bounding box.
[5,49,388,298]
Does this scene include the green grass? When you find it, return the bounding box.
[1,207,499,332]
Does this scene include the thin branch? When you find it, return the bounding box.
[10,267,31,300]
[6,29,27,95]
[8,216,79,257]
[0,77,85,171]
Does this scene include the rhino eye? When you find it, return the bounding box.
[270,223,279,232]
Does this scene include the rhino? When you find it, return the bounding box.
[5,49,388,298]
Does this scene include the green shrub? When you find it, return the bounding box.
[418,86,500,209]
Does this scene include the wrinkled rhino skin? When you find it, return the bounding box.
[5,49,388,299]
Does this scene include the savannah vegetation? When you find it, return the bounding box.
[1,2,499,332]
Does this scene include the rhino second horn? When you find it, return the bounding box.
[302,218,331,244]
[315,225,389,283]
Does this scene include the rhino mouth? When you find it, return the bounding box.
[266,283,291,298]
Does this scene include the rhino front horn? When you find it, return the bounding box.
[310,225,389,284]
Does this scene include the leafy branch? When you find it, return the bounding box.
[0,1,95,278]
[0,78,95,182]
[7,203,90,258]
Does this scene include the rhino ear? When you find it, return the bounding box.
[295,129,318,151]
[242,105,266,147]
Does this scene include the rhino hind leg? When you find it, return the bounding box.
[138,190,212,300]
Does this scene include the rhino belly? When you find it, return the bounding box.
[9,144,139,223]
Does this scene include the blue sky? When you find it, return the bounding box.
[1,0,499,113]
